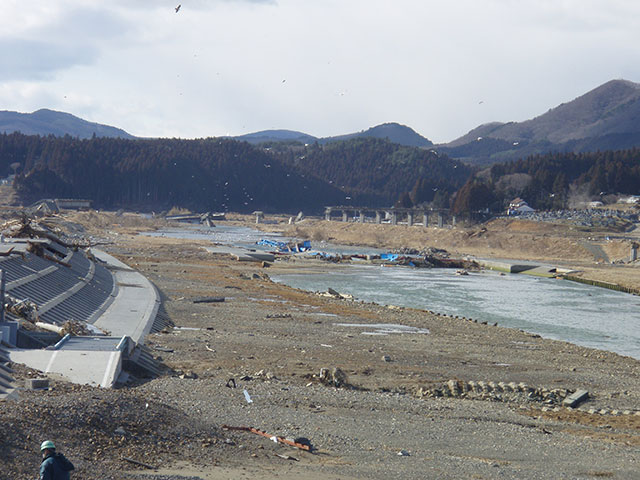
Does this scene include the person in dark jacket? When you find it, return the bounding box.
[39,440,74,480]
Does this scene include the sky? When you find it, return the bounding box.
[2,0,640,144]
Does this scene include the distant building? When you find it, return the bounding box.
[54,198,92,210]
[507,197,535,215]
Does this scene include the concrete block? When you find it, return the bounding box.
[25,378,49,390]
[563,389,589,408]
[447,379,461,395]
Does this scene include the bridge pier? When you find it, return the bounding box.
[324,206,451,228]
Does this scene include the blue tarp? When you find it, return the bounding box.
[257,239,312,253]
[380,253,399,262]
[257,239,288,249]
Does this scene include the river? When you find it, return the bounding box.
[144,225,640,359]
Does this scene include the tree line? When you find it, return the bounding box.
[1,132,638,215]
[450,149,640,214]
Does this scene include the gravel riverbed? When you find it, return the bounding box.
[2,219,639,479]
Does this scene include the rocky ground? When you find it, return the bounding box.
[2,211,640,479]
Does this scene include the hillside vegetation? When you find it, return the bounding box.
[2,131,639,216]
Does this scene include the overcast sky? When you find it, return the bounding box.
[2,0,640,143]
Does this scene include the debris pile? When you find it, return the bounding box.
[317,367,349,388]
[60,320,95,337]
[4,294,39,322]
[1,216,97,249]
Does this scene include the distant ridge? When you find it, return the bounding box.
[235,122,433,148]
[438,79,640,164]
[235,129,316,144]
[0,109,134,139]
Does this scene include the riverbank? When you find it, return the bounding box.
[236,213,640,293]
[3,211,640,479]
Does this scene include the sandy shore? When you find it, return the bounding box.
[3,211,640,479]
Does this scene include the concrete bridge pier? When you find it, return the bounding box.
[375,211,382,224]
[437,214,443,228]
[325,208,332,221]
[423,213,429,227]
[359,211,365,223]
[342,211,348,222]
[391,211,398,225]
[407,212,413,227]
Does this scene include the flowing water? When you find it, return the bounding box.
[144,225,640,359]
[271,265,640,359]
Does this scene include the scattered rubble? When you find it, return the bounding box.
[317,367,349,388]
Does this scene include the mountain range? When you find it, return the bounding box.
[2,79,640,164]
[235,122,434,148]
[0,108,134,139]
[437,79,640,164]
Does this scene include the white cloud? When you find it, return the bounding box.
[1,0,640,142]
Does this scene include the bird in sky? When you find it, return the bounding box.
[175,4,181,13]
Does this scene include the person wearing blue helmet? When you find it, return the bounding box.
[39,440,75,480]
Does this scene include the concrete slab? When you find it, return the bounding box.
[91,249,160,344]
[9,336,124,388]
[564,389,589,408]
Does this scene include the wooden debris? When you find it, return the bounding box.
[193,296,225,304]
[222,425,312,451]
[121,456,156,469]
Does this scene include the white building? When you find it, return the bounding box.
[507,197,535,215]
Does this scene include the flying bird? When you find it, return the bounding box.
[175,4,181,13]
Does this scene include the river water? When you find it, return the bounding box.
[144,225,640,360]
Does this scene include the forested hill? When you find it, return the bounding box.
[271,137,471,207]
[2,132,638,216]
[236,122,433,148]
[451,148,640,214]
[1,133,345,212]
[0,109,134,139]
[1,133,471,212]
